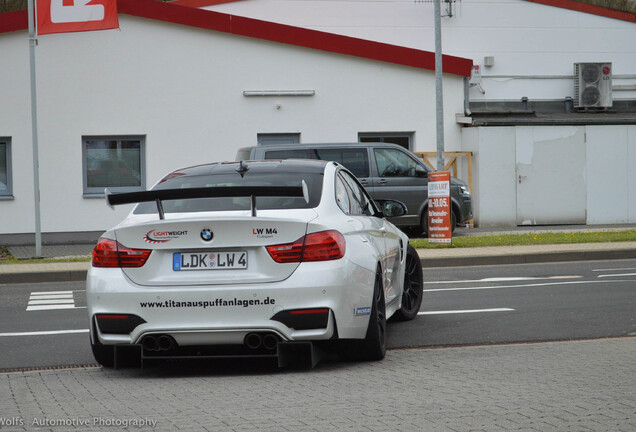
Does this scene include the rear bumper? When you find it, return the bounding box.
[109,340,328,369]
[87,258,376,347]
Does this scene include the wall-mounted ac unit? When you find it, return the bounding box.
[574,62,612,108]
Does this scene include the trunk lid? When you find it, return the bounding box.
[113,210,316,286]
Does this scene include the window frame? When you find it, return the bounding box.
[257,133,301,146]
[373,147,422,178]
[0,138,12,199]
[358,132,414,151]
[82,135,146,197]
[336,169,377,217]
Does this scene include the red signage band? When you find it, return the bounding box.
[37,0,119,35]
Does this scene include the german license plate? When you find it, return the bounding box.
[173,251,247,271]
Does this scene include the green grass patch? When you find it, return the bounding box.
[409,229,636,249]
[0,247,91,265]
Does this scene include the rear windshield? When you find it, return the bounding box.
[134,172,323,214]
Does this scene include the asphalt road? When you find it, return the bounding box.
[1,259,635,371]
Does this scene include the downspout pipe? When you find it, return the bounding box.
[464,76,472,116]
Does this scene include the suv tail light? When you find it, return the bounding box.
[92,238,152,268]
[266,230,345,263]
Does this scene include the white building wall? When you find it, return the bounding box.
[461,127,517,227]
[208,0,636,102]
[0,15,464,235]
[586,125,636,224]
[463,125,636,227]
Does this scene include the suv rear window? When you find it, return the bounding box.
[263,149,313,160]
[314,148,369,178]
[134,172,323,214]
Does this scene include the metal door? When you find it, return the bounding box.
[516,127,586,225]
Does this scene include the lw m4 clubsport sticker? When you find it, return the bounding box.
[144,229,188,244]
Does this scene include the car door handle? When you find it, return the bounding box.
[378,179,387,184]
[359,179,368,185]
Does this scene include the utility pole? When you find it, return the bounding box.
[27,0,43,258]
[434,0,445,172]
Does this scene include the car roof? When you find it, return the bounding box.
[241,142,407,152]
[164,159,330,179]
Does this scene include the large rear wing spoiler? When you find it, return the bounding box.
[105,182,309,220]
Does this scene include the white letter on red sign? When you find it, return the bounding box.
[51,0,105,24]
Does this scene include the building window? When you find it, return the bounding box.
[257,133,300,145]
[358,132,413,150]
[83,136,145,196]
[0,138,12,199]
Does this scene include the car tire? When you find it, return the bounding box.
[339,268,387,361]
[391,245,423,321]
[420,208,429,236]
[91,340,115,368]
[421,207,457,236]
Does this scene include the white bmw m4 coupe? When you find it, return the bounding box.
[87,159,423,368]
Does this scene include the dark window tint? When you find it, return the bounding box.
[338,170,374,216]
[313,148,369,178]
[0,140,10,196]
[84,137,145,195]
[134,172,323,214]
[374,148,420,178]
[359,134,412,150]
[263,149,313,160]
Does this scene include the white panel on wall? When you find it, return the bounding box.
[515,126,586,225]
[461,126,517,227]
[629,126,636,222]
[586,126,629,224]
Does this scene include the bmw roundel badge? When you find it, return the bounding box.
[200,228,213,242]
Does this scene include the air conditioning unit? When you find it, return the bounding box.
[574,62,612,109]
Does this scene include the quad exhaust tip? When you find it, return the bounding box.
[142,334,177,352]
[244,332,280,351]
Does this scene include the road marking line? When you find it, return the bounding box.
[30,290,75,295]
[28,299,74,305]
[30,294,73,299]
[27,290,81,312]
[598,273,636,278]
[26,304,77,311]
[423,279,632,293]
[0,329,89,337]
[426,276,582,284]
[593,267,636,272]
[418,308,514,315]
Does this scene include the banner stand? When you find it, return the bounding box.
[428,171,452,244]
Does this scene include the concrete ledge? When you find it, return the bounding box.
[421,247,636,267]
[0,270,88,285]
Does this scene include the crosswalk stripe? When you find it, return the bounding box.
[28,299,74,305]
[30,290,74,295]
[27,290,79,312]
[26,304,78,311]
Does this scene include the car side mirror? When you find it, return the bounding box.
[379,200,407,218]
[415,165,428,178]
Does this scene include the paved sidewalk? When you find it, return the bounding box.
[1,337,634,431]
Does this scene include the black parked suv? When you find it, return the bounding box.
[236,142,473,235]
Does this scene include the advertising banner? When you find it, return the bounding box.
[37,0,119,35]
[428,171,451,244]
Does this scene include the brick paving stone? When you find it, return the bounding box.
[0,338,634,431]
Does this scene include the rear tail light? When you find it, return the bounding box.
[266,230,345,263]
[92,238,152,268]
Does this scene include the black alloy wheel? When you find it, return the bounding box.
[392,245,424,321]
